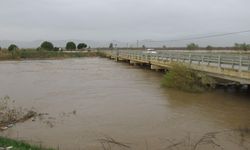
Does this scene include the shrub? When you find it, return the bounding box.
[187,43,199,50]
[8,44,18,51]
[77,43,87,49]
[206,45,213,50]
[54,47,60,51]
[162,63,215,92]
[0,136,54,150]
[234,43,250,51]
[40,41,54,51]
[109,43,113,49]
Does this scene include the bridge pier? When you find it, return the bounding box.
[235,84,242,92]
[110,55,116,60]
[130,60,139,66]
[151,65,164,71]
[118,57,126,61]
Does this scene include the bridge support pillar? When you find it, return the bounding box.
[151,65,164,71]
[111,55,116,60]
[130,60,139,65]
[118,57,127,62]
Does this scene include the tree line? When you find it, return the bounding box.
[0,41,88,51]
[107,42,250,51]
[1,42,250,51]
[185,43,250,50]
[38,41,88,51]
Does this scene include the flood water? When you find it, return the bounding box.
[0,58,249,150]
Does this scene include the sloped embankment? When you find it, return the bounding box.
[162,63,216,92]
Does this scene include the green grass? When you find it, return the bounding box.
[0,137,54,150]
[162,63,216,92]
[0,49,98,60]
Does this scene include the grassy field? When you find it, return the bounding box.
[0,49,99,60]
[0,137,54,150]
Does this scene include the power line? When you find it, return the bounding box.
[144,29,250,43]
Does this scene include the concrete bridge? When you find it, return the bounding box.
[100,49,250,85]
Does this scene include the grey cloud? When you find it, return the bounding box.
[0,0,250,47]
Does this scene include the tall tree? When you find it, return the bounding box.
[66,42,76,50]
[40,41,54,51]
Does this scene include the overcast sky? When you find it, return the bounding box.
[0,0,250,46]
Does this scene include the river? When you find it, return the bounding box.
[0,58,249,150]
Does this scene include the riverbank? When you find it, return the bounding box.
[0,97,54,149]
[0,50,99,61]
[0,137,54,150]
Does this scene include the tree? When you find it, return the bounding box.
[162,45,167,49]
[234,43,250,51]
[77,43,87,50]
[109,43,113,49]
[66,41,76,50]
[234,43,239,49]
[142,45,146,49]
[40,41,54,51]
[8,44,18,51]
[206,45,213,50]
[187,43,199,50]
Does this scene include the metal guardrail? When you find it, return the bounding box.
[107,50,250,72]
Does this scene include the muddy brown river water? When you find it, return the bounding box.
[0,58,249,150]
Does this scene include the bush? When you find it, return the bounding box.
[234,43,250,51]
[206,45,213,50]
[8,44,18,51]
[77,43,87,49]
[66,41,76,50]
[0,136,54,150]
[54,47,60,51]
[109,43,113,49]
[40,41,54,51]
[162,64,215,92]
[187,43,199,50]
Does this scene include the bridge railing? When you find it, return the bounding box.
[116,50,250,72]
